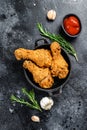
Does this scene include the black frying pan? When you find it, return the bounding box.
[23,38,71,96]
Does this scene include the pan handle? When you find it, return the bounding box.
[48,86,63,97]
[35,38,49,48]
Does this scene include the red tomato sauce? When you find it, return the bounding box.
[63,16,80,35]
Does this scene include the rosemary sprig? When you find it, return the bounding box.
[11,88,42,112]
[37,23,78,61]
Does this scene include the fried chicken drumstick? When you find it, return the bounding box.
[50,42,69,79]
[14,48,52,68]
[23,60,54,89]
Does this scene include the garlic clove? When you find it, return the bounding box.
[31,115,40,122]
[40,97,54,110]
[47,10,56,20]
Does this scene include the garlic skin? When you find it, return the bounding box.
[40,97,54,110]
[47,10,56,20]
[31,115,40,122]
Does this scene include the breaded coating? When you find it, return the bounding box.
[23,60,54,89]
[50,41,61,57]
[50,42,69,79]
[14,48,52,68]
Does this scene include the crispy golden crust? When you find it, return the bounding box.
[39,73,54,89]
[50,42,61,56]
[23,60,54,89]
[50,42,69,79]
[14,48,52,68]
[14,41,69,89]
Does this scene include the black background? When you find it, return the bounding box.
[0,0,87,130]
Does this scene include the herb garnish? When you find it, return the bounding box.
[37,23,78,61]
[11,88,42,112]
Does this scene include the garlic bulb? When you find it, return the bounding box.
[40,97,54,110]
[31,115,40,122]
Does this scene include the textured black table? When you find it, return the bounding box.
[0,0,87,130]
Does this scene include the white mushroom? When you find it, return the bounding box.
[31,115,40,122]
[47,10,56,20]
[40,97,54,110]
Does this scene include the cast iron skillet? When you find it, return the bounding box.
[23,38,71,96]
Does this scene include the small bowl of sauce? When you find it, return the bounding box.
[62,14,82,38]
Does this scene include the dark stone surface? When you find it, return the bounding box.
[0,0,87,130]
